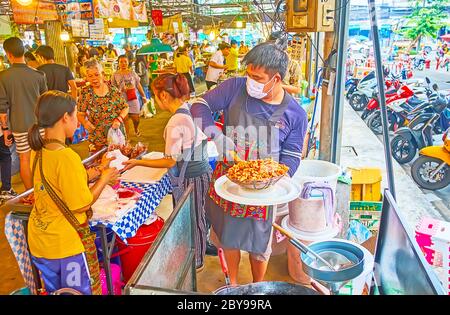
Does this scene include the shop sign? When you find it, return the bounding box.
[0,15,12,35]
[151,10,163,26]
[95,0,148,22]
[10,0,58,25]
[56,0,95,26]
[71,19,90,38]
[88,18,105,40]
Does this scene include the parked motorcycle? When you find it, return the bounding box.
[348,71,377,111]
[390,93,450,164]
[412,55,425,71]
[361,83,411,120]
[345,76,359,100]
[411,128,450,190]
[366,78,438,135]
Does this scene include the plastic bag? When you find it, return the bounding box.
[346,220,372,244]
[107,127,126,146]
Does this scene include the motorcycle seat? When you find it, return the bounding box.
[406,97,425,106]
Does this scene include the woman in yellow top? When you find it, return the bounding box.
[226,40,239,74]
[174,46,195,95]
[27,90,119,295]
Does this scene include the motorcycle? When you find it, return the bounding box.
[348,71,377,111]
[345,76,359,100]
[390,93,450,164]
[366,78,438,135]
[361,83,410,120]
[411,128,450,190]
[412,55,425,71]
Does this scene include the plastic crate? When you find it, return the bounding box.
[349,201,383,232]
[350,168,382,201]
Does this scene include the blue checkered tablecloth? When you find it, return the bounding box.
[90,174,172,243]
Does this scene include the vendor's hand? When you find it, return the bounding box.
[111,120,121,130]
[122,159,139,172]
[101,167,120,185]
[3,130,12,147]
[213,134,235,162]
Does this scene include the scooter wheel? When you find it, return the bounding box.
[411,156,450,190]
[391,134,417,164]
[349,94,368,111]
[367,111,383,135]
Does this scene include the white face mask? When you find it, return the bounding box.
[246,75,275,99]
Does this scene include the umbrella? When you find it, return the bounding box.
[137,38,173,55]
[440,34,450,42]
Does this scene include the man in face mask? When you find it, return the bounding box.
[191,39,308,285]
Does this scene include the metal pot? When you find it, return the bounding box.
[213,281,319,295]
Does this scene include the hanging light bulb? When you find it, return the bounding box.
[236,21,243,28]
[17,0,33,6]
[107,17,113,23]
[60,30,70,42]
[209,31,215,41]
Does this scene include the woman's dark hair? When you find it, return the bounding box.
[118,54,128,62]
[151,73,190,99]
[135,55,146,73]
[28,91,76,151]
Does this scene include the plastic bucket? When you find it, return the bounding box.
[271,203,289,256]
[100,263,123,295]
[292,160,341,193]
[282,216,338,284]
[10,287,31,295]
[116,216,164,283]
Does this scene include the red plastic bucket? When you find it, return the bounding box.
[115,216,164,283]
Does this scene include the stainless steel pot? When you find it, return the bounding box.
[214,281,319,295]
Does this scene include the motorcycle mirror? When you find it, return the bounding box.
[425,77,430,84]
[432,83,438,91]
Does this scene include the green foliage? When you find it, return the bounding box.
[397,0,449,45]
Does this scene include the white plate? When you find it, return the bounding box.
[214,175,301,206]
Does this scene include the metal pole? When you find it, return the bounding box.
[314,33,320,83]
[99,225,114,295]
[368,0,397,199]
[331,0,350,164]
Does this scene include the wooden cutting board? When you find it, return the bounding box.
[120,166,168,184]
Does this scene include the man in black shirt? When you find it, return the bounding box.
[35,45,77,99]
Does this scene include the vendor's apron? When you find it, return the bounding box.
[207,88,289,255]
[169,107,210,203]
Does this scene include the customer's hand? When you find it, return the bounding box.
[142,97,148,105]
[100,154,116,169]
[3,130,12,147]
[101,167,120,186]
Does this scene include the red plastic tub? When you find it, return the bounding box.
[115,216,164,283]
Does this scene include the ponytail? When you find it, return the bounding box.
[28,123,44,151]
[151,73,190,100]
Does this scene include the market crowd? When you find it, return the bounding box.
[0,33,307,294]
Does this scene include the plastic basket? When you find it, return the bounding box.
[349,201,383,232]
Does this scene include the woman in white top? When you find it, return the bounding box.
[123,73,212,271]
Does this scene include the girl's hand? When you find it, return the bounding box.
[101,167,120,184]
[122,159,139,171]
[100,154,116,169]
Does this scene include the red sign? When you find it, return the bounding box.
[151,10,163,26]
